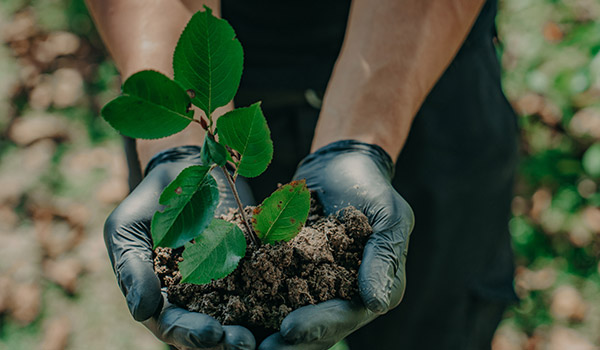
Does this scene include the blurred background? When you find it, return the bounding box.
[0,0,599,349]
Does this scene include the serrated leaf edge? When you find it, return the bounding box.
[179,220,246,284]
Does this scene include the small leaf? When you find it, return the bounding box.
[173,7,243,116]
[253,180,310,244]
[151,165,219,248]
[101,70,193,139]
[201,136,228,166]
[583,143,600,178]
[217,103,273,177]
[180,219,247,284]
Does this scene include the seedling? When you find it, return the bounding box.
[101,7,310,284]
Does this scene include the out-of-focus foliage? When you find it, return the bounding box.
[0,1,162,349]
[1,0,599,349]
[495,0,600,348]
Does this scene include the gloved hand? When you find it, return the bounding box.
[104,145,256,350]
[259,140,414,350]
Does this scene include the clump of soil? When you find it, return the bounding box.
[154,196,372,333]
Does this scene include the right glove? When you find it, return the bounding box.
[104,145,256,350]
[259,140,414,350]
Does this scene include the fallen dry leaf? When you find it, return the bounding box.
[0,275,13,314]
[8,112,70,146]
[43,257,83,295]
[570,107,600,140]
[543,22,564,42]
[1,10,36,42]
[95,177,129,205]
[530,188,552,221]
[582,206,600,233]
[41,316,71,350]
[34,213,83,259]
[9,282,41,325]
[550,285,587,322]
[515,266,557,294]
[52,68,83,108]
[492,324,527,350]
[547,327,596,350]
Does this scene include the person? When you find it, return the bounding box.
[86,0,519,349]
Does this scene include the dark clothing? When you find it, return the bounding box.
[126,0,518,348]
[222,0,350,92]
[229,0,519,349]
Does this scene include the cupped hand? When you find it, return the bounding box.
[259,140,414,350]
[104,146,255,350]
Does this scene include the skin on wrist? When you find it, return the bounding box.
[312,0,486,161]
[136,102,233,168]
[85,0,226,169]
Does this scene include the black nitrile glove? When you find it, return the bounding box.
[104,145,256,350]
[259,140,414,350]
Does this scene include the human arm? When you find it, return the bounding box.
[85,0,231,168]
[312,0,486,159]
[86,1,254,349]
[260,0,486,349]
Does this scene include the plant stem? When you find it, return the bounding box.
[220,166,261,246]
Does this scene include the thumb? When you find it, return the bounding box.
[117,251,163,321]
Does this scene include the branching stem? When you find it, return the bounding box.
[220,166,261,246]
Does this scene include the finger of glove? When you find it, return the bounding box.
[278,300,375,345]
[358,219,410,314]
[359,195,413,313]
[222,325,256,350]
[145,301,225,349]
[258,333,331,350]
[104,171,168,321]
[116,252,163,321]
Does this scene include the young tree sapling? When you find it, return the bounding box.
[101,7,311,285]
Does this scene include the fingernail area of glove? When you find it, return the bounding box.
[359,280,390,314]
[280,321,324,344]
[126,288,162,321]
[361,291,389,314]
[223,326,256,350]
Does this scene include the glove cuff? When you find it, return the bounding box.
[299,140,395,180]
[144,145,203,176]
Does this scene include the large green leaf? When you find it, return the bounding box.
[151,165,219,249]
[173,7,243,116]
[101,70,193,139]
[217,103,273,177]
[201,135,228,166]
[252,180,310,244]
[180,219,246,284]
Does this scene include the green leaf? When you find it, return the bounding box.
[173,7,243,117]
[101,70,193,139]
[180,219,246,284]
[151,165,219,249]
[253,180,310,244]
[217,103,273,177]
[201,136,228,166]
[582,143,600,178]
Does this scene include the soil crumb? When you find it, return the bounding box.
[154,196,372,332]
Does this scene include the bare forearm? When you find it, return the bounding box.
[312,0,486,160]
[86,0,226,168]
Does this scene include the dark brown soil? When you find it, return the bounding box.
[154,196,372,333]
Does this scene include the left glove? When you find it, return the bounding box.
[105,145,256,350]
[259,140,414,350]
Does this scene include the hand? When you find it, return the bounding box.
[104,145,256,350]
[259,140,414,350]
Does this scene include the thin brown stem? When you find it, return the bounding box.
[220,166,261,246]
